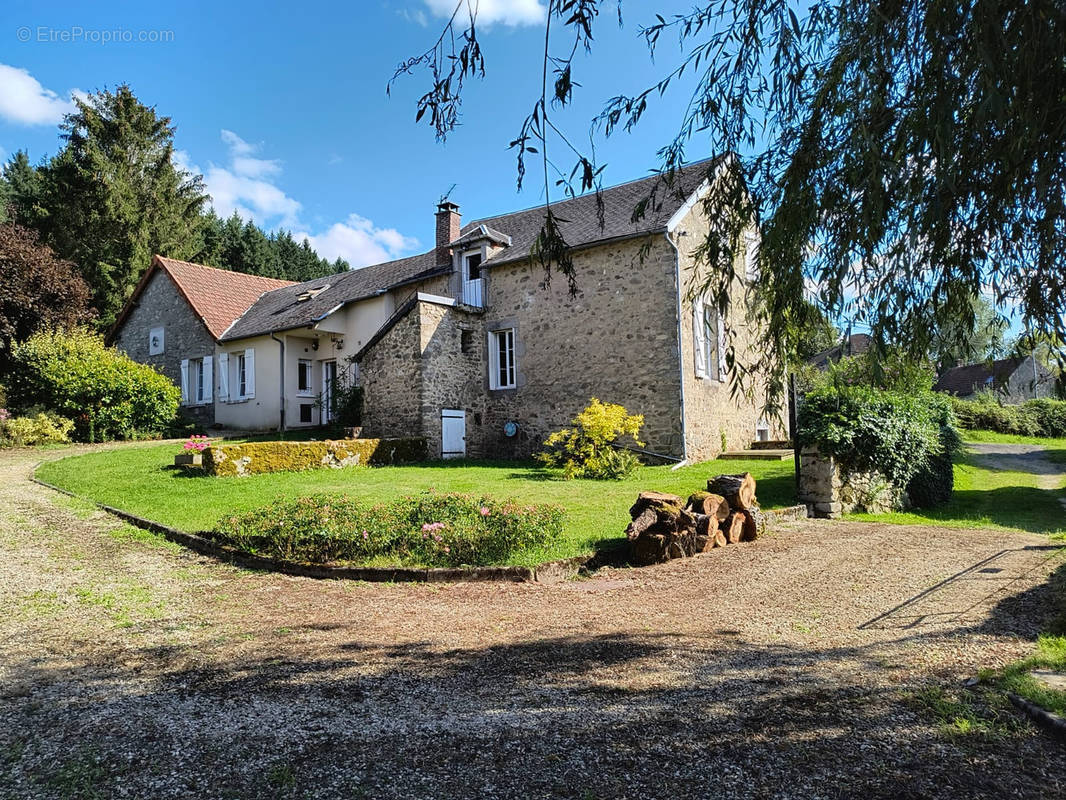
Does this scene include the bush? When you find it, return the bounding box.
[950,392,1066,438]
[211,491,566,567]
[906,398,962,508]
[799,385,955,488]
[537,398,645,480]
[6,329,180,441]
[0,409,74,447]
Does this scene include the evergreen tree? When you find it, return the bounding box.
[1,151,45,229]
[37,85,208,328]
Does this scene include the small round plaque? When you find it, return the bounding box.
[503,420,518,438]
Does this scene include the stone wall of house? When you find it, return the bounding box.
[798,447,905,518]
[673,209,786,461]
[417,302,488,458]
[1003,356,1057,402]
[112,270,216,424]
[357,307,424,441]
[476,236,685,459]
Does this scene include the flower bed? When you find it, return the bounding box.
[202,437,426,476]
[210,491,565,567]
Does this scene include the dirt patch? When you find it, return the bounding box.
[3,445,1066,798]
[968,442,1066,491]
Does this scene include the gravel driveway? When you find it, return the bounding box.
[3,445,1066,799]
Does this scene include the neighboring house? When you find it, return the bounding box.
[934,355,1056,403]
[112,156,785,461]
[109,256,295,424]
[807,333,872,370]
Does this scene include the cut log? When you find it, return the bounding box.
[626,491,698,564]
[712,528,727,548]
[685,491,730,521]
[624,507,660,541]
[707,473,757,511]
[629,491,683,519]
[721,512,746,544]
[738,506,766,541]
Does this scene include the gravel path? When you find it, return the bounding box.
[3,445,1066,799]
[967,442,1066,491]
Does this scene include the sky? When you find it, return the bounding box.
[0,0,704,268]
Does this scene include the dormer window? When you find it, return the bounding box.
[461,251,484,307]
[296,284,330,302]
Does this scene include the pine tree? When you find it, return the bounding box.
[1,151,45,229]
[37,85,208,328]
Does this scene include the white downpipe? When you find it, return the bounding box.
[665,230,689,464]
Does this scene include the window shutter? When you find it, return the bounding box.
[202,356,213,401]
[217,353,229,402]
[179,359,189,405]
[692,298,706,378]
[717,313,727,382]
[487,331,499,389]
[244,349,255,398]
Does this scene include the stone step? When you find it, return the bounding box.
[718,449,794,461]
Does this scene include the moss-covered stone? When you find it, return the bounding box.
[202,437,426,477]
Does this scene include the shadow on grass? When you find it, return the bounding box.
[911,486,1066,535]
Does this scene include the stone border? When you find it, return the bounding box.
[32,474,810,584]
[1009,693,1066,740]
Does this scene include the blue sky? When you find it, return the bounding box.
[0,0,702,267]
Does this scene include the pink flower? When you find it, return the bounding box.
[444,546,450,554]
[479,507,491,516]
[421,523,432,532]
[362,530,369,539]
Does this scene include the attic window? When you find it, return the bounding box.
[296,284,330,302]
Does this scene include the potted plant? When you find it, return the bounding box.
[175,434,209,467]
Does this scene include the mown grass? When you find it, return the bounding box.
[847,442,1066,535]
[35,443,797,566]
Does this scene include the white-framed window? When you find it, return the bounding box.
[488,328,516,390]
[148,326,164,355]
[755,418,770,442]
[297,359,313,395]
[462,250,484,307]
[693,296,726,382]
[179,355,212,406]
[238,355,247,398]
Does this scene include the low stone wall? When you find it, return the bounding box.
[798,446,906,518]
[203,437,426,477]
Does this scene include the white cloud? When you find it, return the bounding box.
[295,214,420,268]
[0,64,80,126]
[193,130,418,267]
[422,0,545,27]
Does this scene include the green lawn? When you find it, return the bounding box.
[35,444,797,565]
[848,439,1066,535]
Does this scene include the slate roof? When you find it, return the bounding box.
[111,256,296,341]
[220,155,726,341]
[807,333,873,370]
[220,252,448,341]
[933,356,1026,396]
[466,156,725,267]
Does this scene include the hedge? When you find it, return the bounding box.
[951,393,1066,438]
[211,491,565,567]
[203,437,427,476]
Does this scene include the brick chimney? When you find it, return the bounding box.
[435,201,461,266]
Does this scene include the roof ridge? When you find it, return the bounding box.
[155,255,297,286]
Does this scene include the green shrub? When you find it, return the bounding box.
[950,392,1066,437]
[203,437,427,476]
[906,398,962,508]
[211,491,566,567]
[0,409,74,447]
[7,329,180,441]
[537,398,645,480]
[799,385,953,488]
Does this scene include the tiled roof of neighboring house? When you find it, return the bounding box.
[467,155,726,267]
[933,356,1025,396]
[221,155,727,342]
[220,252,449,341]
[807,333,873,370]
[110,255,296,341]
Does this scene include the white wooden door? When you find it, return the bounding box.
[441,409,466,458]
[462,252,483,307]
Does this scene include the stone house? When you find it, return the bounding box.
[109,256,294,424]
[111,156,785,461]
[933,355,1056,403]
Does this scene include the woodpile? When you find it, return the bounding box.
[625,472,765,566]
